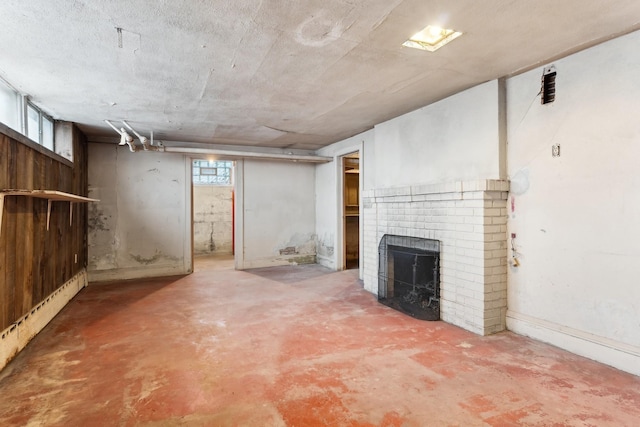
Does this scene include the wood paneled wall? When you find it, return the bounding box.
[0,124,88,331]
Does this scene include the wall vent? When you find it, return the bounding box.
[541,66,557,104]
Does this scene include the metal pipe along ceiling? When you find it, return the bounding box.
[162,146,333,163]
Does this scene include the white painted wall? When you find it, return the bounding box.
[236,159,317,269]
[506,31,640,375]
[87,143,191,281]
[193,185,233,255]
[314,32,640,374]
[316,82,502,272]
[372,80,503,189]
[337,82,510,333]
[315,130,371,270]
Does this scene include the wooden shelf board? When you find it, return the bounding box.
[1,189,99,203]
[0,189,99,233]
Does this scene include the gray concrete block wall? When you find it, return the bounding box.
[193,185,233,255]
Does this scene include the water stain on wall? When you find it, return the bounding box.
[88,204,110,232]
[130,251,179,265]
[278,234,317,265]
[317,233,335,262]
[194,186,233,255]
[288,254,316,265]
[209,231,216,252]
[279,247,298,255]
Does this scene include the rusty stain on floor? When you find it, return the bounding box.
[0,255,639,426]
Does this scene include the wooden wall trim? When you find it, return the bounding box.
[0,123,88,333]
[0,122,73,168]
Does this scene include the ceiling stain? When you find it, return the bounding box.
[294,11,347,48]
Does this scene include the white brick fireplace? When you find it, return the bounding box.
[362,179,510,335]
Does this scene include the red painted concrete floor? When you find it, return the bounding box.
[1,256,639,426]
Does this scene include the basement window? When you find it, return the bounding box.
[26,102,55,149]
[42,115,54,151]
[0,78,20,132]
[192,160,233,185]
[26,103,40,142]
[0,77,57,153]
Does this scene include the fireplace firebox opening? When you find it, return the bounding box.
[378,235,440,321]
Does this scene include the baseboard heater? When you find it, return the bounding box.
[0,270,88,372]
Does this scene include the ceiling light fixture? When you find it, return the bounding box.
[402,25,462,52]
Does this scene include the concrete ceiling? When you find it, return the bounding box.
[1,1,639,151]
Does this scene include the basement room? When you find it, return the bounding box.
[1,1,639,425]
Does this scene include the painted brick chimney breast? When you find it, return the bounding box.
[363,179,509,335]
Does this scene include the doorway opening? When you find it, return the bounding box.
[343,153,360,270]
[191,159,235,271]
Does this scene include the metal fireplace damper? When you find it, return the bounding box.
[378,235,440,321]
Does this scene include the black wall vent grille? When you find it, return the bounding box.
[541,66,557,104]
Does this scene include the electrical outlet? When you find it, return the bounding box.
[552,144,561,157]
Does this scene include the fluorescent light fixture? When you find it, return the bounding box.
[403,25,462,52]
